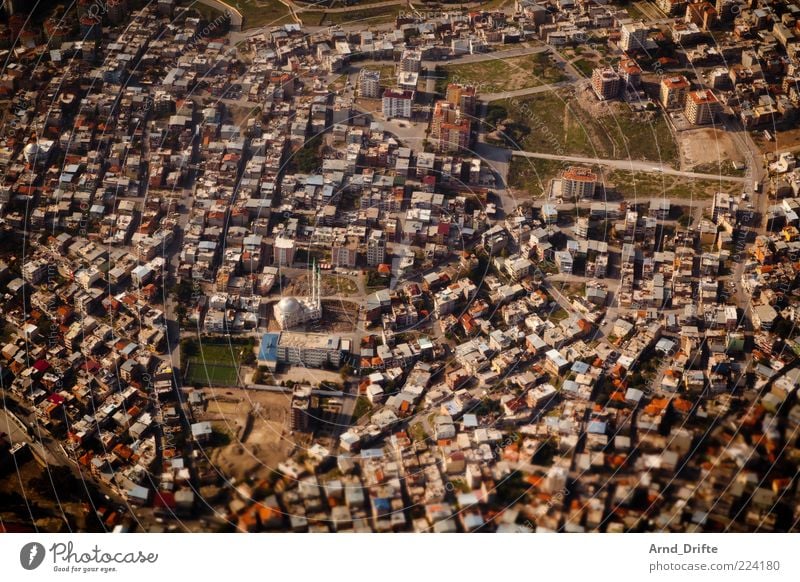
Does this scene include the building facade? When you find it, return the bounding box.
[592,67,621,100]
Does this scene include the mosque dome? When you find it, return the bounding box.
[276,296,301,317]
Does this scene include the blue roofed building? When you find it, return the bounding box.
[258,333,280,371]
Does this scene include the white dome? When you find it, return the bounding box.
[276,296,301,315]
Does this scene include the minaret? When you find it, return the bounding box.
[310,258,318,308]
[315,260,321,310]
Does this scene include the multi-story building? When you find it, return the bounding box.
[290,386,313,432]
[618,58,642,89]
[660,75,691,109]
[430,101,471,153]
[359,69,381,99]
[686,1,717,31]
[684,89,720,125]
[400,48,422,73]
[445,83,477,117]
[562,166,597,200]
[273,237,296,267]
[106,0,128,24]
[276,331,343,368]
[382,89,414,119]
[367,229,386,266]
[620,22,648,52]
[657,0,687,15]
[591,67,621,100]
[575,217,590,239]
[331,235,359,267]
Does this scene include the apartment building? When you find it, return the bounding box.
[382,89,414,119]
[592,67,621,100]
[359,69,382,99]
[685,89,721,125]
[660,75,691,109]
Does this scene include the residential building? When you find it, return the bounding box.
[562,166,597,200]
[445,83,477,116]
[430,101,471,153]
[685,89,720,125]
[382,89,414,119]
[367,230,387,266]
[620,22,648,52]
[359,69,382,98]
[660,75,691,109]
[592,67,621,100]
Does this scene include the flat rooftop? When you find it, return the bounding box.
[278,331,341,350]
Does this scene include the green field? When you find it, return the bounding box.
[185,342,244,386]
[185,362,240,386]
[498,91,679,164]
[435,52,567,95]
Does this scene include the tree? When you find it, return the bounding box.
[174,279,194,304]
[181,338,198,359]
[294,135,322,173]
[339,364,354,380]
[175,304,187,323]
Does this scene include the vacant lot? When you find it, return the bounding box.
[284,272,359,296]
[180,0,295,29]
[679,127,745,172]
[509,156,739,201]
[436,52,567,95]
[302,5,401,26]
[497,89,679,164]
[607,169,740,200]
[752,125,800,155]
[508,156,568,198]
[198,389,295,483]
[240,0,296,28]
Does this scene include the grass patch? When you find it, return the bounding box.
[327,74,347,92]
[507,156,566,198]
[239,0,296,28]
[548,308,569,323]
[376,64,397,87]
[366,270,391,291]
[499,91,679,163]
[625,2,649,20]
[186,362,240,386]
[692,161,747,177]
[352,396,373,422]
[607,169,738,199]
[180,0,295,29]
[572,58,595,78]
[185,342,244,387]
[303,5,401,26]
[435,52,567,95]
[409,423,428,443]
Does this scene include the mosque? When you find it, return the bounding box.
[273,263,322,330]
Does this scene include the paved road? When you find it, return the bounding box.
[245,384,357,398]
[511,150,750,183]
[0,407,68,467]
[480,80,574,102]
